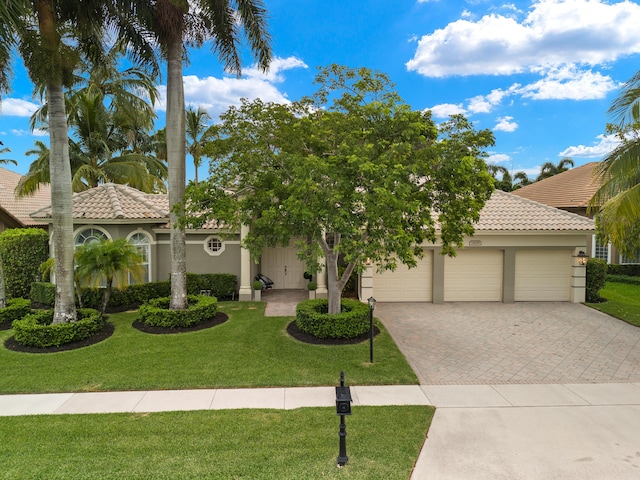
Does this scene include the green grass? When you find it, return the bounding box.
[0,302,418,393]
[0,406,433,479]
[586,281,640,327]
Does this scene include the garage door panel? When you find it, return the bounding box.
[373,252,432,302]
[444,249,503,302]
[515,250,571,301]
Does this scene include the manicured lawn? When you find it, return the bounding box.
[0,406,433,479]
[0,302,418,393]
[586,282,640,328]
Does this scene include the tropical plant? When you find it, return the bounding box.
[75,238,144,314]
[186,106,216,185]
[512,171,532,189]
[135,0,271,310]
[536,157,574,181]
[0,145,17,166]
[488,165,512,191]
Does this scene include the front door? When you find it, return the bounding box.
[262,246,307,289]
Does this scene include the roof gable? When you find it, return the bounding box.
[0,167,52,227]
[510,162,600,208]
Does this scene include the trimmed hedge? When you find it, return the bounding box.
[606,274,640,286]
[296,299,370,339]
[0,298,31,326]
[30,273,237,311]
[0,228,48,298]
[138,294,218,329]
[12,308,104,348]
[586,258,608,303]
[607,264,640,277]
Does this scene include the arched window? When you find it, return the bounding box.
[128,232,151,284]
[75,227,108,247]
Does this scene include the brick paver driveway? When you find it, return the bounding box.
[376,302,640,385]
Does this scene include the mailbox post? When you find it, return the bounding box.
[335,371,352,467]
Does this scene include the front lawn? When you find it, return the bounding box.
[586,281,640,328]
[0,302,418,393]
[0,406,433,479]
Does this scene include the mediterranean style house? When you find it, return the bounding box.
[28,182,595,304]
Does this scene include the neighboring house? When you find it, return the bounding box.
[0,167,51,233]
[31,183,594,304]
[510,162,634,264]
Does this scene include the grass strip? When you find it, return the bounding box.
[0,406,433,480]
[586,282,640,328]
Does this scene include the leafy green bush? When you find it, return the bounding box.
[296,299,370,339]
[30,282,56,307]
[607,264,640,277]
[0,298,31,326]
[0,228,48,298]
[138,295,218,328]
[606,274,640,286]
[186,273,237,299]
[12,308,103,348]
[586,258,608,302]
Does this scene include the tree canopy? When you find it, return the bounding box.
[185,65,495,313]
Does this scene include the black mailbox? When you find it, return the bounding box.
[335,385,352,415]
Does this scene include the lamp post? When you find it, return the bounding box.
[577,251,588,266]
[368,296,376,363]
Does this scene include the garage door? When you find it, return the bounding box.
[372,251,433,302]
[444,249,503,301]
[515,250,572,301]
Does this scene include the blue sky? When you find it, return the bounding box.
[2,0,640,182]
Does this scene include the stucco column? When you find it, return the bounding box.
[360,263,374,302]
[316,255,328,299]
[570,247,587,303]
[238,225,252,301]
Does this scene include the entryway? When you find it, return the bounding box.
[261,246,307,289]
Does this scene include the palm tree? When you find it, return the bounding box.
[0,146,17,166]
[75,238,144,314]
[186,106,215,185]
[137,0,271,310]
[512,171,532,189]
[487,165,513,192]
[536,157,574,181]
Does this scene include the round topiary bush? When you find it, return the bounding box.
[12,308,104,348]
[0,298,31,328]
[295,298,370,339]
[138,295,218,329]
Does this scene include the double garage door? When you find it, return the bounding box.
[373,249,572,302]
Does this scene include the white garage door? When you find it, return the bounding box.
[515,250,572,301]
[372,251,433,302]
[444,249,503,301]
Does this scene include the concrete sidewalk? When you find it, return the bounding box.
[3,383,640,479]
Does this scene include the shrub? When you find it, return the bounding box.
[307,281,317,291]
[0,228,48,298]
[12,308,103,348]
[586,258,608,302]
[30,282,56,307]
[607,264,640,277]
[0,298,31,326]
[138,295,218,328]
[186,273,237,299]
[296,298,370,339]
[606,274,640,286]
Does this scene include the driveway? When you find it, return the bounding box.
[376,302,640,385]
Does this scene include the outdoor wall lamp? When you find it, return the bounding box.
[577,251,588,266]
[368,297,376,363]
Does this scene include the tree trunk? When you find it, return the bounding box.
[0,253,6,309]
[166,36,188,310]
[325,251,342,314]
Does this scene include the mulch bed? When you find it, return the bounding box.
[4,322,115,354]
[286,321,380,345]
[132,312,228,334]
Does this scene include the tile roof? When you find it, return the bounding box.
[0,167,52,226]
[30,183,169,221]
[510,162,601,208]
[475,189,594,232]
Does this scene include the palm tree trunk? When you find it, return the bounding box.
[166,36,188,310]
[0,254,6,309]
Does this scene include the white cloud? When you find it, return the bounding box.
[407,0,640,77]
[487,153,511,164]
[10,128,47,137]
[156,56,308,118]
[428,103,466,118]
[559,133,619,158]
[516,65,618,100]
[494,116,518,132]
[0,98,40,117]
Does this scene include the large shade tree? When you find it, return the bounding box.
[185,65,495,314]
[589,71,640,257]
[137,0,271,310]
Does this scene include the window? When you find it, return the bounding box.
[204,235,225,256]
[75,227,108,247]
[620,252,640,265]
[592,236,610,263]
[128,232,151,284]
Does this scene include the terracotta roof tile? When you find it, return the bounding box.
[510,162,601,208]
[30,183,169,221]
[475,190,594,232]
[0,167,52,226]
